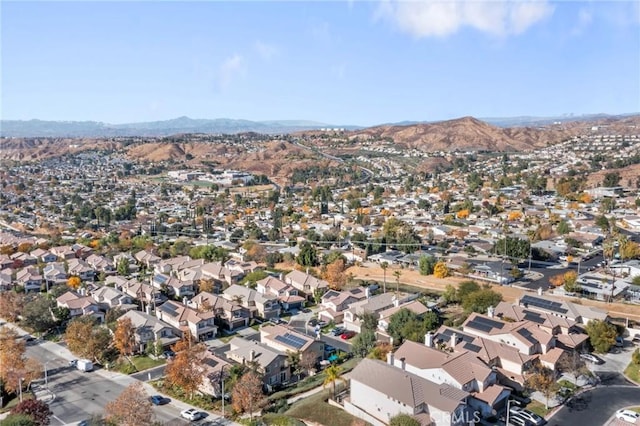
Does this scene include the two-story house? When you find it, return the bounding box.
[187,292,250,331]
[91,286,138,311]
[30,248,58,263]
[156,300,217,341]
[56,291,105,323]
[119,310,181,353]
[284,270,329,300]
[223,284,280,320]
[317,288,368,324]
[43,263,68,287]
[260,324,324,365]
[226,337,289,390]
[134,249,161,269]
[16,267,43,292]
[392,339,510,417]
[343,292,419,333]
[50,245,77,260]
[346,358,473,426]
[86,254,116,275]
[119,279,166,308]
[256,276,306,311]
[67,258,96,282]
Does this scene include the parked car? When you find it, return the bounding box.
[180,408,205,421]
[615,409,640,423]
[331,327,345,336]
[616,336,625,347]
[317,320,328,328]
[632,334,640,345]
[149,395,170,405]
[509,407,546,425]
[340,331,356,340]
[507,413,533,426]
[69,359,78,367]
[580,353,603,364]
[163,350,175,359]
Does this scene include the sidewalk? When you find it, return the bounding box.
[2,320,241,426]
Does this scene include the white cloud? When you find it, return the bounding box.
[217,54,246,91]
[255,40,278,60]
[571,7,593,36]
[375,0,554,38]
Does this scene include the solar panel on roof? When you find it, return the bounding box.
[161,302,179,317]
[521,295,568,314]
[274,333,307,349]
[154,274,168,284]
[466,319,493,333]
[473,316,505,329]
[523,312,545,324]
[462,342,482,353]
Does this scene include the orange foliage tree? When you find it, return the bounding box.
[105,382,154,426]
[324,258,347,290]
[164,334,205,398]
[231,371,264,420]
[113,317,137,358]
[67,276,81,289]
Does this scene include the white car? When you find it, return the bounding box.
[580,353,601,364]
[180,408,204,421]
[509,406,545,425]
[616,409,640,424]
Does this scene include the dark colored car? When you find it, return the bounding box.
[163,350,175,359]
[149,395,170,405]
[331,327,345,336]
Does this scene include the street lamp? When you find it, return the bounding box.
[505,399,520,425]
[18,377,24,403]
[218,364,230,418]
[44,361,51,388]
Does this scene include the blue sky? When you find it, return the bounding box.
[2,1,639,126]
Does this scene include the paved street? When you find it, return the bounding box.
[548,386,640,426]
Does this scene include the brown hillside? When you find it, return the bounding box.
[347,116,577,152]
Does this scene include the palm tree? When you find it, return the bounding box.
[393,270,402,295]
[381,262,388,293]
[323,364,346,399]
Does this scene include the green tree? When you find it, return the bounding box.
[0,414,37,426]
[418,255,436,275]
[556,220,571,235]
[442,284,459,304]
[296,242,318,267]
[381,262,389,293]
[584,320,618,353]
[21,296,57,333]
[389,414,421,426]
[351,329,377,358]
[116,257,130,276]
[387,309,439,345]
[461,288,503,314]
[457,280,481,299]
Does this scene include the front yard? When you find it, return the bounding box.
[284,388,359,426]
[115,355,165,374]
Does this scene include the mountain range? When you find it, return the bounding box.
[2,113,637,138]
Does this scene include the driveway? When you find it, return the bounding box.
[588,341,635,381]
[549,386,640,426]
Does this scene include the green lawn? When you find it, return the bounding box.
[557,379,578,391]
[625,361,640,383]
[284,389,360,426]
[526,400,551,418]
[116,356,165,374]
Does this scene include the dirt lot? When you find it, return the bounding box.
[345,264,640,321]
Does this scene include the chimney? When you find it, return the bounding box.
[425,332,433,347]
[387,351,395,366]
[537,287,543,296]
[393,296,400,308]
[249,349,256,362]
[515,298,520,307]
[450,332,458,348]
[182,296,188,306]
[145,304,151,315]
[400,357,406,371]
[365,286,371,299]
[279,272,284,281]
[306,267,309,275]
[487,305,495,318]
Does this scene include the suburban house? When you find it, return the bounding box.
[156,300,218,341]
[516,294,608,325]
[431,326,536,391]
[113,252,140,273]
[256,276,306,311]
[151,273,196,298]
[86,254,116,275]
[201,261,243,288]
[91,286,138,311]
[345,358,473,426]
[391,339,510,417]
[134,249,162,268]
[187,291,250,331]
[67,258,96,281]
[30,248,58,263]
[56,291,105,323]
[462,310,556,356]
[343,292,419,333]
[198,352,232,398]
[118,279,166,308]
[377,300,430,334]
[260,324,324,365]
[50,245,76,260]
[223,284,281,320]
[118,310,181,353]
[16,267,43,292]
[317,288,368,324]
[226,337,290,389]
[43,263,68,287]
[284,270,329,300]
